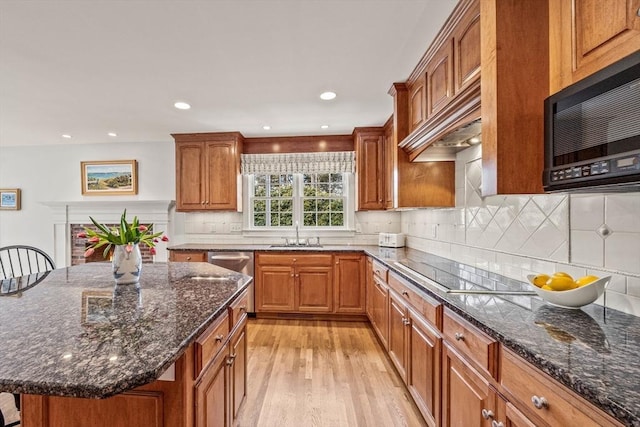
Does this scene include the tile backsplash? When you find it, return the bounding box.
[403,145,640,317]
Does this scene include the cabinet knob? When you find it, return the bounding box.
[186,256,191,260]
[214,334,224,342]
[637,7,640,17]
[481,409,494,420]
[295,274,299,278]
[531,395,548,409]
[454,332,465,341]
[491,421,504,427]
[293,258,297,262]
[205,200,209,204]
[239,306,246,313]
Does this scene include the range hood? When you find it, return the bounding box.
[413,119,482,162]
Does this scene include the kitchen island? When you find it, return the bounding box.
[0,262,251,427]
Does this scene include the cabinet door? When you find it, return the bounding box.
[366,257,374,319]
[407,309,442,427]
[205,140,238,211]
[176,142,206,210]
[333,254,365,314]
[195,347,230,427]
[453,0,481,94]
[383,119,395,210]
[370,275,389,350]
[409,75,426,132]
[388,290,408,381]
[355,129,385,210]
[297,266,333,313]
[442,343,495,427]
[229,322,247,423]
[426,41,454,117]
[256,265,296,312]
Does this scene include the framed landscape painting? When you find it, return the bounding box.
[81,160,138,195]
[0,188,21,210]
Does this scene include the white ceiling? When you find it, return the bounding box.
[0,0,457,147]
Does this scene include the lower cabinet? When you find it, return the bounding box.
[387,289,408,379]
[170,250,208,262]
[369,274,389,350]
[441,342,495,427]
[255,252,365,316]
[195,312,247,427]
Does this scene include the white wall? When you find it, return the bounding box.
[0,142,175,257]
[402,145,640,316]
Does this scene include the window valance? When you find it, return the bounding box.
[241,151,355,174]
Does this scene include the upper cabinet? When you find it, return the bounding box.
[550,0,640,93]
[480,0,549,195]
[354,127,385,210]
[173,132,243,211]
[396,0,481,159]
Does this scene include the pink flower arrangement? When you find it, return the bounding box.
[78,209,168,258]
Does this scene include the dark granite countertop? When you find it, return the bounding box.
[171,243,639,426]
[0,262,251,399]
[168,243,373,252]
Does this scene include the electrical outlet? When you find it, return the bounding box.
[230,223,242,232]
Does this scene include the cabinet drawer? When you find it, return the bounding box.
[501,349,623,427]
[257,253,333,266]
[442,308,498,379]
[388,272,441,328]
[229,290,249,329]
[170,251,207,262]
[195,311,230,376]
[372,260,388,282]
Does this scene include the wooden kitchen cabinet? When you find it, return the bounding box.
[255,253,333,314]
[452,0,481,94]
[333,253,365,314]
[173,132,243,211]
[170,250,207,262]
[388,289,409,380]
[442,342,496,427]
[550,0,640,93]
[369,273,390,350]
[195,344,229,427]
[354,127,385,210]
[408,75,426,133]
[229,320,247,424]
[425,40,454,118]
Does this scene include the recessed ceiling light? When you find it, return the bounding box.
[62,134,71,139]
[174,101,191,110]
[108,132,117,137]
[321,125,329,129]
[320,91,336,100]
[262,125,271,130]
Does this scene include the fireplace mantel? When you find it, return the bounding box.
[42,200,175,267]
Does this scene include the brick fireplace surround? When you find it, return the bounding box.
[43,201,173,268]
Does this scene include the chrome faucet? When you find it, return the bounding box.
[295,221,300,245]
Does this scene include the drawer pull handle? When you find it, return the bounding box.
[491,421,504,427]
[481,409,494,420]
[454,332,464,341]
[531,395,548,409]
[239,306,246,313]
[401,291,409,297]
[402,317,410,326]
[215,334,224,342]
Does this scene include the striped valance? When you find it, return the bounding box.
[241,151,355,174]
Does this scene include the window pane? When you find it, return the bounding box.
[318,173,329,183]
[270,213,280,226]
[281,213,293,226]
[330,213,343,226]
[317,198,330,211]
[281,199,292,212]
[317,212,330,226]
[254,200,266,212]
[330,199,343,212]
[254,213,266,227]
[303,199,317,212]
[304,213,316,226]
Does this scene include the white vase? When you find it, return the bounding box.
[112,244,142,285]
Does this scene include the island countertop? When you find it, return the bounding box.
[0,262,251,399]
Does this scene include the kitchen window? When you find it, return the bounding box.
[241,151,355,231]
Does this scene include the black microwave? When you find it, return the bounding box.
[544,51,640,192]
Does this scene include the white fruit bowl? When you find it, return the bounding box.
[526,275,611,309]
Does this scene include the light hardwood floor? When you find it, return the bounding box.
[236,319,427,427]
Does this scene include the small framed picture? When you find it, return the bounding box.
[81,160,138,196]
[0,188,21,210]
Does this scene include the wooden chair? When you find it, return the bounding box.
[0,245,55,427]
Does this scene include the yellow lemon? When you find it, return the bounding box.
[575,275,599,287]
[541,285,553,291]
[553,272,574,281]
[546,276,578,291]
[531,274,550,288]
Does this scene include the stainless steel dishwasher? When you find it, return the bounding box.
[207,251,255,313]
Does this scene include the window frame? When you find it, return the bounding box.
[243,172,355,233]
